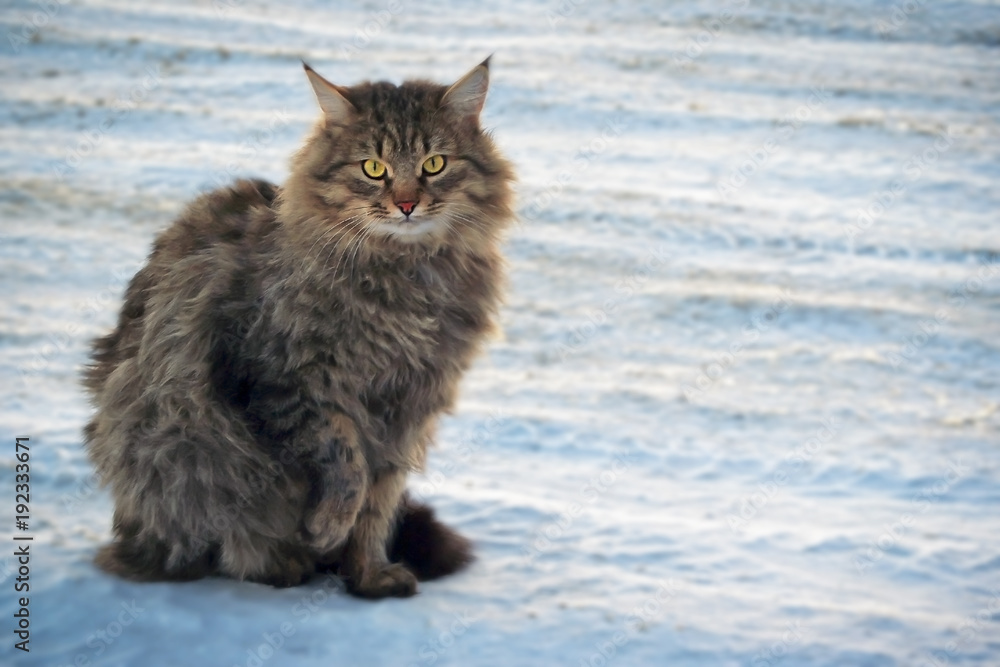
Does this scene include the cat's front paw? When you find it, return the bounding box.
[346,562,418,599]
[305,494,360,553]
[306,429,367,553]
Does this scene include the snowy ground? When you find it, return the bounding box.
[2,0,999,665]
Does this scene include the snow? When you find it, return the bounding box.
[2,0,999,665]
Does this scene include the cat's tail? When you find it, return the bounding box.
[389,494,474,581]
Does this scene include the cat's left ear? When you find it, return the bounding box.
[302,62,357,127]
[442,57,491,126]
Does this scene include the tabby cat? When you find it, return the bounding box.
[82,58,515,598]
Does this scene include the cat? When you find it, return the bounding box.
[82,57,515,598]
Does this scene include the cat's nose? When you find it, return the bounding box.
[396,201,417,217]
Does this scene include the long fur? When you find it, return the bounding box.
[82,61,514,598]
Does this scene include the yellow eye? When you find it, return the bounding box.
[362,159,386,179]
[422,154,446,175]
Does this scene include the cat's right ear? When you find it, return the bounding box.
[302,62,357,127]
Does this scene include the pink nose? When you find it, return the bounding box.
[396,201,416,216]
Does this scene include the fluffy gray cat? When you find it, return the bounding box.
[82,58,515,598]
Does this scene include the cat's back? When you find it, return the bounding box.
[153,178,280,266]
[84,178,279,397]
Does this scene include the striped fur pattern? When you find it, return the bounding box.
[82,59,513,598]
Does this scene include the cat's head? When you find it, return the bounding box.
[279,58,515,259]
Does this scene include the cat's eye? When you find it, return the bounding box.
[422,155,446,175]
[362,159,386,179]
